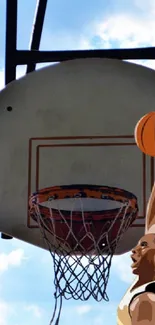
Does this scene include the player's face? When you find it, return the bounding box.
[131,234,155,275]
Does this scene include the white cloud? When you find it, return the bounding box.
[75,304,92,315]
[112,252,136,283]
[0,301,43,325]
[24,304,42,319]
[0,302,9,325]
[93,13,155,49]
[134,0,155,13]
[125,59,155,71]
[0,301,15,325]
[138,60,155,70]
[39,0,155,53]
[82,0,155,54]
[0,249,25,273]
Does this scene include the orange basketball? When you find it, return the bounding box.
[134,112,155,156]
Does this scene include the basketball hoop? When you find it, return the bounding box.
[29,185,138,324]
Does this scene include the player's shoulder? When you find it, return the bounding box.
[128,281,155,316]
[129,291,155,318]
[131,291,155,305]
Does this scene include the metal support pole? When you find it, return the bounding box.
[16,47,155,65]
[5,0,18,85]
[26,0,48,73]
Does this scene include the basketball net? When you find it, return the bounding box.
[29,186,138,324]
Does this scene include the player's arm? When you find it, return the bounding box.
[145,182,155,234]
[130,292,155,325]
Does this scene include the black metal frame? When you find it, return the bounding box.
[5,0,155,86]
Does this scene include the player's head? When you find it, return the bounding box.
[131,233,155,276]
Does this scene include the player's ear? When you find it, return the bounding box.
[145,182,155,234]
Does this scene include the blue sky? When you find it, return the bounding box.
[0,0,155,324]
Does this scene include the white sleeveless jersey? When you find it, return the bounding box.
[117,278,155,325]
